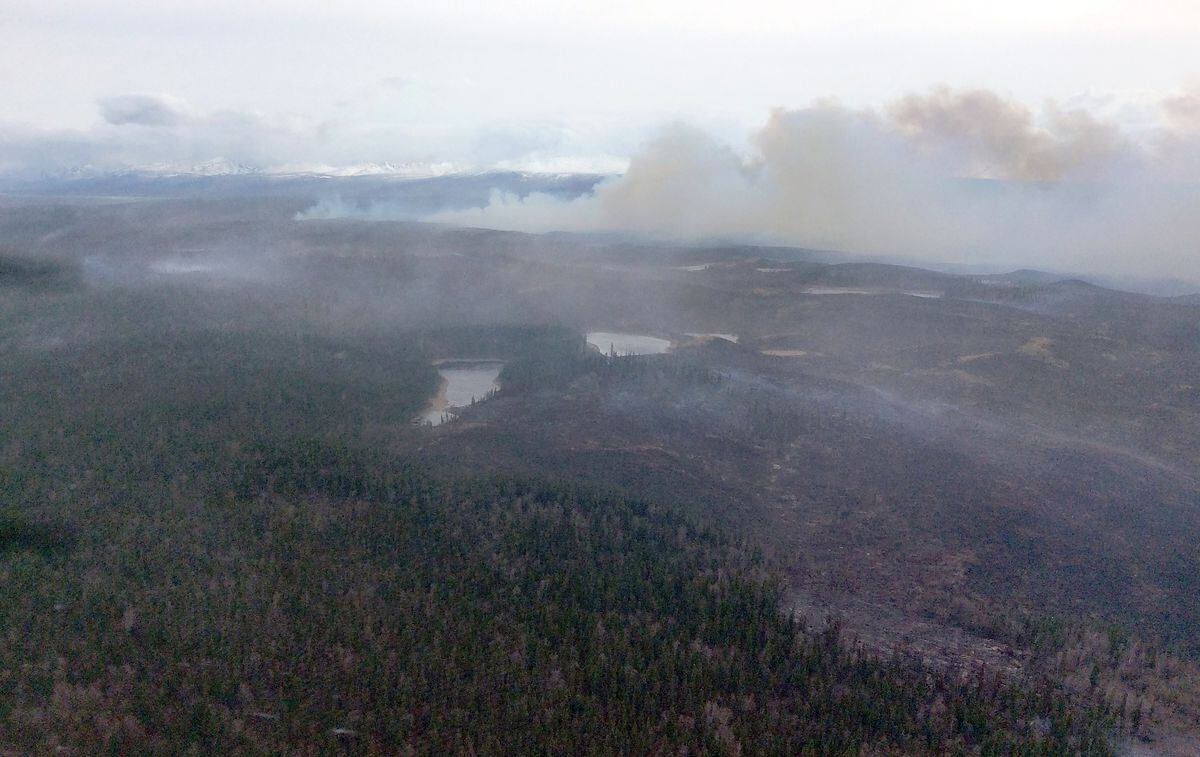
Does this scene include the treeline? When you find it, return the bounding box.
[411,323,583,362]
[403,322,590,393]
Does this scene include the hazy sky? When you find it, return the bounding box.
[3,1,1199,172]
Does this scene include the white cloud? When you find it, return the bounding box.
[97,93,192,127]
[0,94,628,177]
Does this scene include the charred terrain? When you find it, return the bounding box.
[2,180,1200,753]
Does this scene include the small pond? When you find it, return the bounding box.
[420,360,504,426]
[586,332,672,356]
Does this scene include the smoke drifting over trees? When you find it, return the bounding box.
[435,87,1200,285]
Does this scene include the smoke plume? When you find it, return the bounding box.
[435,87,1200,284]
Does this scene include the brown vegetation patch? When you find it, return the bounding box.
[1018,337,1069,368]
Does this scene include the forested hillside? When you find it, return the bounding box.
[1,439,1120,753]
[4,202,1198,752]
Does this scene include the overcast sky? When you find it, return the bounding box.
[3,0,1199,173]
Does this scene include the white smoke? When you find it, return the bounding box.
[432,87,1200,284]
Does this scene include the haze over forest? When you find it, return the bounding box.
[3,1,1200,753]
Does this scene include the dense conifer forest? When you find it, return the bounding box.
[4,203,1199,751]
[2,438,1121,752]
